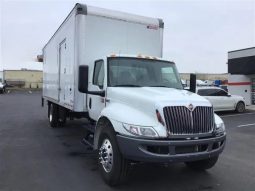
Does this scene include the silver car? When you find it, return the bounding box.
[197,87,246,113]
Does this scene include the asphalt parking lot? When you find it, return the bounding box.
[0,91,255,191]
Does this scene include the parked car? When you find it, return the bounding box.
[197,87,245,113]
[0,82,6,94]
[196,79,207,86]
[204,80,214,86]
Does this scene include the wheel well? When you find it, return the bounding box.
[94,116,114,150]
[97,116,112,127]
[237,101,245,106]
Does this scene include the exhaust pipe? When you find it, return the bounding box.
[189,74,196,93]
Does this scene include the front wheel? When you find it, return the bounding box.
[185,156,218,171]
[98,122,129,186]
[236,102,245,113]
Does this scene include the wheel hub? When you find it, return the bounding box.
[99,139,113,173]
[238,103,245,112]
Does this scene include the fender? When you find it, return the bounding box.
[93,102,161,149]
[214,113,224,124]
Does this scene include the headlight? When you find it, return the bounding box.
[122,123,158,138]
[215,122,226,135]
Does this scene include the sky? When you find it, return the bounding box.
[0,0,254,73]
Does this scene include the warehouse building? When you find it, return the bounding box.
[180,73,228,81]
[228,47,255,105]
[4,69,42,89]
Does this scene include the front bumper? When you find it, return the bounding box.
[116,134,226,163]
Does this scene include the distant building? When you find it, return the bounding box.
[180,73,228,81]
[228,47,255,105]
[4,69,42,89]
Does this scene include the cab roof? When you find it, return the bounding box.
[107,54,173,62]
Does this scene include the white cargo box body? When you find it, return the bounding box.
[43,4,164,112]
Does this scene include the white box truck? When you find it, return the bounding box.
[42,3,226,186]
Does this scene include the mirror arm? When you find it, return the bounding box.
[87,90,105,97]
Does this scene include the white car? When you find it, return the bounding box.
[196,80,207,86]
[0,82,5,94]
[197,87,246,113]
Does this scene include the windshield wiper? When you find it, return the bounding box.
[113,84,141,87]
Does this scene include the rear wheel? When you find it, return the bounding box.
[185,156,218,171]
[58,106,67,126]
[236,102,245,113]
[49,103,59,128]
[98,122,129,186]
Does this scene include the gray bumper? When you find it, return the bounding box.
[116,134,226,163]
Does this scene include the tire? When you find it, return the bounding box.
[49,103,59,128]
[236,102,245,113]
[185,156,218,171]
[58,118,66,127]
[98,121,129,186]
[58,107,67,127]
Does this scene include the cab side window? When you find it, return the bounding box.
[197,89,209,96]
[205,89,228,96]
[207,89,218,96]
[93,60,104,89]
[215,89,228,96]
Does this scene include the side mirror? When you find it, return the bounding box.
[78,65,105,97]
[189,74,196,93]
[227,93,231,97]
[78,65,89,93]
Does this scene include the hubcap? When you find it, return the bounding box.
[99,139,113,173]
[238,104,244,112]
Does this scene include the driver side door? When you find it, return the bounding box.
[87,60,105,120]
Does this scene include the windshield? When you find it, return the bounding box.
[108,57,183,89]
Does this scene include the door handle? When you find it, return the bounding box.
[89,98,92,109]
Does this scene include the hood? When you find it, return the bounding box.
[107,87,212,117]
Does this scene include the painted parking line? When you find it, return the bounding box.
[237,123,255,128]
[220,112,255,118]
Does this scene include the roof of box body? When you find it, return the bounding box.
[82,4,163,27]
[43,3,163,50]
[228,47,255,59]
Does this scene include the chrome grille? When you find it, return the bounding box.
[163,106,214,135]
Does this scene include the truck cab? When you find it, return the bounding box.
[78,54,226,185]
